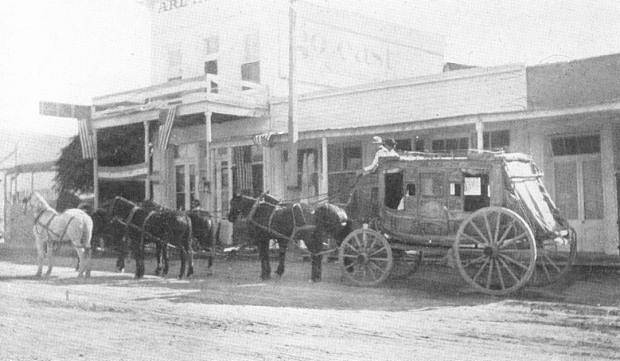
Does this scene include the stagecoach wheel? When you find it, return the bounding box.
[338,228,393,286]
[389,249,423,280]
[454,207,537,296]
[529,227,577,287]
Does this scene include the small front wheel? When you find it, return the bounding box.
[339,228,393,286]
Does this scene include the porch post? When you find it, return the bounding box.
[227,146,233,200]
[144,120,151,200]
[204,110,213,211]
[93,129,99,209]
[320,137,328,196]
[475,118,484,151]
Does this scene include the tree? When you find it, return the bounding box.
[55,123,146,201]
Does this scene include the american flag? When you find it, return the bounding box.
[233,146,253,194]
[158,105,178,150]
[77,119,96,159]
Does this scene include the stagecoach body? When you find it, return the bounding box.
[340,151,577,295]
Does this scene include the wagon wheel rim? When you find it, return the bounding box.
[529,227,577,287]
[338,228,393,286]
[454,207,537,296]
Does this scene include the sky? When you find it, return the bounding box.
[0,0,619,137]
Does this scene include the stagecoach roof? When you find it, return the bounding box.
[385,150,533,163]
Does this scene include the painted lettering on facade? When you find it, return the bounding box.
[157,0,207,13]
[294,19,394,83]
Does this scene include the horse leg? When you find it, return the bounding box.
[154,242,162,276]
[34,237,44,277]
[85,248,92,278]
[257,238,271,281]
[75,248,86,277]
[275,239,288,278]
[186,245,194,278]
[307,234,323,282]
[162,245,169,276]
[178,248,186,279]
[45,242,54,277]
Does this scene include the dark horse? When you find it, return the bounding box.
[228,193,352,282]
[110,197,194,279]
[186,208,216,271]
[77,202,127,271]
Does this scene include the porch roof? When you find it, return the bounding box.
[90,74,269,129]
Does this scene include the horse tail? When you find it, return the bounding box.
[82,217,93,249]
[185,214,193,252]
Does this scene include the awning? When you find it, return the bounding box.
[98,163,147,181]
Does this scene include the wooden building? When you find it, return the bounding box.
[88,1,619,256]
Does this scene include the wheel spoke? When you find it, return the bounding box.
[494,212,502,245]
[344,243,361,255]
[461,233,485,246]
[497,256,519,283]
[485,258,495,289]
[472,258,490,283]
[498,253,530,271]
[367,261,385,280]
[462,254,486,268]
[543,253,562,273]
[483,212,494,245]
[470,221,491,245]
[495,258,506,290]
[498,232,529,248]
[497,219,516,246]
[540,259,552,283]
[368,246,387,257]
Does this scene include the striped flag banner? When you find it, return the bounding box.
[233,146,253,194]
[78,119,96,159]
[158,105,178,150]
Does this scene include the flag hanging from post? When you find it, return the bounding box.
[158,105,178,150]
[77,119,96,159]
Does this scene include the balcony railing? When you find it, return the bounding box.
[92,74,269,118]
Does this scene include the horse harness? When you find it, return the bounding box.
[33,209,83,249]
[246,197,335,256]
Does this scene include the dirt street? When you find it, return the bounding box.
[1,247,619,361]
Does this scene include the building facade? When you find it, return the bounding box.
[89,1,620,256]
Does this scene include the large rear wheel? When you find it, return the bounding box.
[339,228,393,286]
[529,227,577,287]
[454,207,537,296]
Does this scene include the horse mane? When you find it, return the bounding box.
[32,192,57,214]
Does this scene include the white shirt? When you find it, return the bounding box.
[363,146,398,173]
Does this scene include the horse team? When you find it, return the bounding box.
[23,191,353,283]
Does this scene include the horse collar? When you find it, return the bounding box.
[33,209,48,226]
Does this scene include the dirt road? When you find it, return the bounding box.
[1,255,619,361]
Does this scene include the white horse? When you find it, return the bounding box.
[23,192,94,278]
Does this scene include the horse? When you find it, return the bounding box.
[23,192,94,278]
[228,193,352,282]
[110,197,194,279]
[185,208,216,271]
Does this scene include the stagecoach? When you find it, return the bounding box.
[338,150,577,295]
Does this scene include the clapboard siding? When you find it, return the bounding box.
[270,65,527,134]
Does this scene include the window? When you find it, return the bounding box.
[328,142,362,172]
[463,174,489,212]
[205,60,218,75]
[241,61,260,83]
[483,130,510,151]
[551,135,600,156]
[414,137,425,151]
[432,137,468,152]
[204,36,219,56]
[395,139,412,152]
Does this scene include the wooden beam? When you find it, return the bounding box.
[205,110,213,211]
[144,121,151,200]
[475,118,484,150]
[93,129,99,209]
[320,137,328,196]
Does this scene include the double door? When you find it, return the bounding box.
[175,163,198,211]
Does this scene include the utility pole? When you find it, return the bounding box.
[287,0,299,189]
